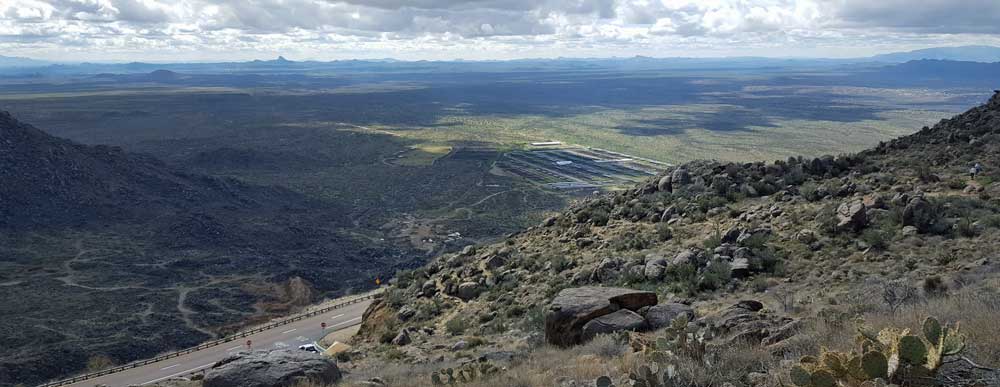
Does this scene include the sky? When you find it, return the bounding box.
[2,0,1000,62]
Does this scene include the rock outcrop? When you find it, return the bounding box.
[545,287,657,347]
[203,350,342,387]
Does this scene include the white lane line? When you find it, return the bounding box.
[330,313,345,320]
[330,316,361,328]
[160,364,180,370]
[142,363,213,385]
[226,345,242,351]
[282,328,297,334]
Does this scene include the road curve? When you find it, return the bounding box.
[62,300,372,387]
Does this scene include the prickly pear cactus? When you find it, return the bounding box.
[792,316,965,387]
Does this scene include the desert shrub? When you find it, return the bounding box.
[664,263,699,296]
[695,195,729,213]
[611,232,650,251]
[954,217,978,237]
[800,181,820,201]
[654,223,673,241]
[861,228,891,250]
[699,260,731,291]
[446,316,470,336]
[922,276,948,298]
[751,276,770,293]
[947,178,967,190]
[983,214,1000,229]
[590,209,610,226]
[581,334,628,359]
[466,336,488,348]
[86,355,115,372]
[881,280,918,314]
[384,287,407,308]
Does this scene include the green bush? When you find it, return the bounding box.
[655,223,673,241]
[446,316,470,336]
[861,229,891,250]
[699,260,731,291]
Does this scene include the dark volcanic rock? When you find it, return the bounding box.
[203,350,342,387]
[581,309,647,340]
[545,287,657,347]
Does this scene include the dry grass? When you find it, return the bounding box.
[861,292,1000,368]
[345,287,1000,387]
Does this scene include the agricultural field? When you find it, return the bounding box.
[498,147,669,189]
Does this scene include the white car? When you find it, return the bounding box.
[298,344,320,353]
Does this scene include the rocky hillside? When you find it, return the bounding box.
[345,92,1000,386]
[0,113,402,387]
[0,111,323,229]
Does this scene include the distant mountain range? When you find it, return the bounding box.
[870,45,1000,63]
[0,55,50,68]
[1,46,998,75]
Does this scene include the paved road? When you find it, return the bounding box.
[64,300,372,387]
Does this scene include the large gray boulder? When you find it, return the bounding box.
[639,303,695,330]
[836,199,867,231]
[657,175,673,192]
[457,282,480,301]
[581,309,647,340]
[203,350,341,387]
[644,257,669,281]
[902,195,935,231]
[545,287,657,347]
[671,168,691,186]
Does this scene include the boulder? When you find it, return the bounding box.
[644,258,668,281]
[672,249,702,266]
[483,255,506,270]
[397,306,416,322]
[457,282,480,301]
[391,329,412,346]
[590,258,621,283]
[545,287,657,347]
[581,309,647,340]
[671,168,691,186]
[862,194,886,209]
[729,258,751,278]
[835,199,867,231]
[657,175,672,192]
[203,350,341,387]
[795,229,817,244]
[902,195,935,231]
[721,226,743,244]
[421,280,437,297]
[640,303,695,330]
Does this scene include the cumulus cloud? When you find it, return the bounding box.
[0,0,998,61]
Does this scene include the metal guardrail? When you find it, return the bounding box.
[36,291,379,387]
